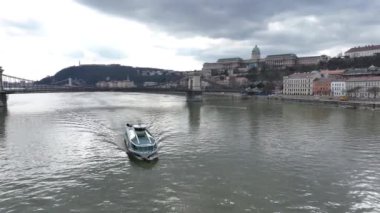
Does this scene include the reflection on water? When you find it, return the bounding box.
[0,107,7,131]
[187,102,201,130]
[0,92,379,212]
[0,108,7,148]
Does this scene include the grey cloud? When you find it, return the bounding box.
[76,0,380,58]
[91,47,126,59]
[66,50,85,59]
[177,49,235,63]
[74,0,312,38]
[0,19,43,36]
[177,43,253,62]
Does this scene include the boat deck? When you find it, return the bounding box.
[135,130,152,145]
[137,135,151,145]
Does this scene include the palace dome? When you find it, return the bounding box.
[251,45,261,60]
[252,45,260,55]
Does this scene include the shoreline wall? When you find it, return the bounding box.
[266,95,380,110]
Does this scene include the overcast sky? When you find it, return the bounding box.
[1,0,379,80]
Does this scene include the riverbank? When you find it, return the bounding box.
[266,95,380,110]
[204,92,380,110]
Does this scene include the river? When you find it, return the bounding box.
[0,92,379,212]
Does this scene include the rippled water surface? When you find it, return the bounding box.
[1,92,380,212]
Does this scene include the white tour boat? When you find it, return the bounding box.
[124,123,158,161]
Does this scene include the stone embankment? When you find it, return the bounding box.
[267,95,380,110]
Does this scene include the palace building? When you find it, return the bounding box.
[345,45,380,58]
[202,45,263,77]
[265,54,298,69]
[202,45,329,77]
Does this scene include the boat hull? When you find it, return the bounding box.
[126,149,158,161]
[124,138,158,161]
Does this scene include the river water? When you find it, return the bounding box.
[0,92,379,212]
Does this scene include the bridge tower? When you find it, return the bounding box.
[186,72,202,102]
[68,77,72,87]
[0,67,7,107]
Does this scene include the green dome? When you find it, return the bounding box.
[252,45,260,54]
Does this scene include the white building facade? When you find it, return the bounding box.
[346,77,380,98]
[283,71,321,95]
[345,45,380,58]
[331,81,346,97]
[96,80,136,88]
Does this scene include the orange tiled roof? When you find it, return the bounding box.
[320,70,345,75]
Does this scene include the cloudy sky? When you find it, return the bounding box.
[1,0,379,80]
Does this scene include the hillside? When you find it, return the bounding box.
[246,54,380,82]
[38,64,184,86]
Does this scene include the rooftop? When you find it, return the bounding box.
[344,66,380,76]
[298,55,322,59]
[345,45,380,53]
[331,79,347,82]
[320,69,345,75]
[266,53,297,58]
[286,71,320,79]
[346,76,380,82]
[217,57,243,63]
[315,78,333,83]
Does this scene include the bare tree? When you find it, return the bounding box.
[346,86,362,98]
[367,87,380,99]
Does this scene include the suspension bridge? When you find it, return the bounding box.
[0,69,204,106]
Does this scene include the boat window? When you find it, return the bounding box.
[129,130,136,139]
[136,131,146,137]
[131,137,138,144]
[134,145,156,152]
[145,131,152,136]
[150,137,156,143]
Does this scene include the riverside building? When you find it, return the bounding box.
[331,81,347,97]
[96,80,136,88]
[343,65,380,77]
[346,77,380,98]
[313,78,332,96]
[283,71,321,95]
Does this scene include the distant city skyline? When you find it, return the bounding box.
[1,0,379,80]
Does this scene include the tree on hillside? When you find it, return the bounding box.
[36,64,183,86]
[263,81,276,94]
[346,86,362,98]
[367,87,380,99]
[325,54,380,70]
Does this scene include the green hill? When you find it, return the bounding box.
[38,64,184,86]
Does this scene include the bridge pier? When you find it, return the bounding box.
[0,68,7,107]
[0,92,6,107]
[186,74,202,102]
